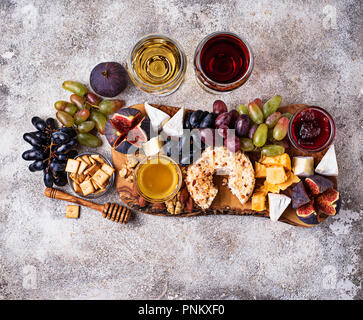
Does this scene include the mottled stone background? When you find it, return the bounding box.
[0,0,361,300]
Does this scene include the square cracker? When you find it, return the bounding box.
[65,159,80,173]
[92,169,110,186]
[66,205,80,219]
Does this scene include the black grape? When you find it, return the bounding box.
[23,133,43,148]
[54,172,67,186]
[49,159,66,172]
[22,148,47,161]
[46,117,57,129]
[32,118,47,131]
[43,170,54,188]
[59,127,76,138]
[51,131,70,145]
[29,160,46,172]
[66,150,78,159]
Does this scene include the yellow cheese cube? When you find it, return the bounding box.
[278,172,300,191]
[266,166,287,185]
[261,153,291,171]
[252,192,267,211]
[255,162,267,178]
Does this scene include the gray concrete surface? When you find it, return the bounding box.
[0,0,362,300]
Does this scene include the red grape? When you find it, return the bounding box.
[215,112,231,128]
[213,100,228,115]
[217,124,229,138]
[235,114,251,137]
[224,134,240,152]
[199,128,215,146]
[228,110,239,128]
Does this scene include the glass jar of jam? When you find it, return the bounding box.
[288,106,335,152]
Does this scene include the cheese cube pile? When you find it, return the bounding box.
[252,153,300,212]
[65,154,115,196]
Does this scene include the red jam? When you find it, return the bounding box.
[291,107,332,150]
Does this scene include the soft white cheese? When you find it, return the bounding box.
[162,107,184,137]
[268,193,291,222]
[142,136,163,157]
[144,102,170,131]
[315,144,338,176]
[292,156,314,177]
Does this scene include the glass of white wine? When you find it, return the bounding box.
[127,34,187,96]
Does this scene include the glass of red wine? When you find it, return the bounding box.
[193,31,254,94]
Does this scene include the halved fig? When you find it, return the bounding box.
[296,200,320,225]
[110,107,143,133]
[315,188,339,215]
[305,175,334,195]
[291,181,311,209]
[106,109,155,154]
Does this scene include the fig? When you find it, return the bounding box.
[315,188,339,216]
[296,200,320,225]
[90,62,128,97]
[110,108,143,134]
[291,181,311,209]
[305,175,334,195]
[106,110,154,154]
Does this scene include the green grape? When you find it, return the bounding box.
[54,101,77,116]
[98,100,124,115]
[70,94,89,110]
[248,102,264,124]
[262,95,282,119]
[240,138,254,152]
[56,111,74,127]
[74,109,90,125]
[62,81,87,96]
[261,145,285,157]
[253,123,268,147]
[76,132,102,148]
[237,104,249,115]
[265,112,282,128]
[273,116,289,141]
[90,110,107,134]
[77,120,96,133]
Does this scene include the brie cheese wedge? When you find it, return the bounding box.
[144,102,170,131]
[162,107,184,137]
[315,144,338,176]
[142,136,163,157]
[268,193,291,222]
[292,156,314,177]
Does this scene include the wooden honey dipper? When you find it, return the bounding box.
[44,187,131,224]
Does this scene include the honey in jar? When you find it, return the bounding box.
[135,155,181,202]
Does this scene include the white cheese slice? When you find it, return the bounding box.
[292,156,314,177]
[315,144,338,176]
[144,102,170,131]
[142,136,163,157]
[162,107,184,137]
[268,193,291,222]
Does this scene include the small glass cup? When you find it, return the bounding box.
[288,106,336,153]
[133,154,182,203]
[127,34,187,96]
[193,31,254,94]
[67,152,115,199]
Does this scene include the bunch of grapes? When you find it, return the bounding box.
[22,116,78,188]
[55,81,124,148]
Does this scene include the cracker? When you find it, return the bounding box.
[101,163,115,176]
[81,155,92,166]
[80,179,95,196]
[66,205,80,219]
[65,159,80,173]
[92,169,110,186]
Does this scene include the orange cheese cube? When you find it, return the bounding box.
[266,166,288,185]
[252,192,267,211]
[255,162,267,178]
[261,153,291,171]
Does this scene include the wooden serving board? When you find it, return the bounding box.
[112,103,338,227]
